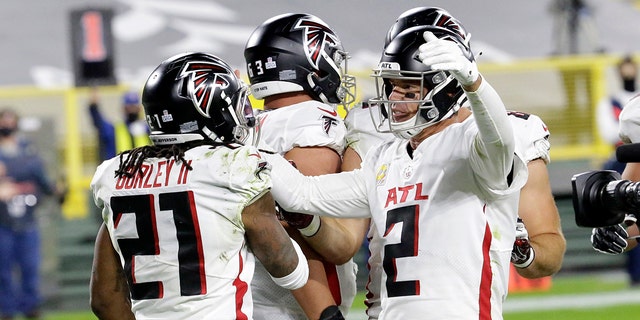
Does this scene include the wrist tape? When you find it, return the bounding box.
[299,215,321,237]
[271,238,309,290]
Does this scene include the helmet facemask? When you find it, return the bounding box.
[227,83,260,146]
[369,65,465,139]
[308,45,356,108]
[332,48,357,107]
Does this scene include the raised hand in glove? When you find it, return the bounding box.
[511,217,535,269]
[417,31,478,87]
[591,214,636,255]
[275,203,321,237]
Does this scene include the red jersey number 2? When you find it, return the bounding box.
[383,205,420,297]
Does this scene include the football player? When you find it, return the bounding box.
[89,52,308,320]
[383,6,565,280]
[244,13,365,320]
[306,8,563,319]
[263,14,528,319]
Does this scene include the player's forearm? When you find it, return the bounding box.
[91,299,135,320]
[264,153,370,217]
[516,233,566,278]
[303,217,363,265]
[90,274,134,320]
[466,78,516,183]
[290,259,338,320]
[466,77,513,149]
[90,225,135,320]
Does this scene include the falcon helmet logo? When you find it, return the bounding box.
[432,12,472,59]
[293,17,340,70]
[434,13,469,44]
[179,61,230,118]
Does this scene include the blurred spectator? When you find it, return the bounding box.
[548,0,603,55]
[0,108,59,320]
[596,55,639,174]
[548,0,605,144]
[88,88,151,162]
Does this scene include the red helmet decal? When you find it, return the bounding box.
[179,61,230,118]
[435,13,466,40]
[294,18,339,70]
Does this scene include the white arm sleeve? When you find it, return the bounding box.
[263,152,371,218]
[466,79,517,190]
[270,238,308,290]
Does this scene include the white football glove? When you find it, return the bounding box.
[417,31,479,87]
[511,217,535,269]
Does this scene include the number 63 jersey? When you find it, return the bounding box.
[90,144,271,320]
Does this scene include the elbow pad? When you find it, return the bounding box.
[270,238,309,290]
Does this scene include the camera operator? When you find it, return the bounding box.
[591,94,640,284]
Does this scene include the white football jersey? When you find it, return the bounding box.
[507,111,551,164]
[91,144,271,320]
[256,100,346,155]
[344,103,394,160]
[364,110,550,319]
[619,94,640,143]
[265,110,528,319]
[251,100,357,319]
[343,102,393,320]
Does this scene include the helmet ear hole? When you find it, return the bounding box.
[178,78,189,98]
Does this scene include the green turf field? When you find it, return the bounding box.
[349,273,640,320]
[26,272,640,320]
[502,273,640,320]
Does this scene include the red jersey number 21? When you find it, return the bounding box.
[110,192,206,300]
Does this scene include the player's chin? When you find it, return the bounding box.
[391,112,411,123]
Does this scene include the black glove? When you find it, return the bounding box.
[511,217,535,268]
[591,214,636,255]
[275,203,321,237]
[319,305,345,320]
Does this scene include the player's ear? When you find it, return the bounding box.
[234,69,241,78]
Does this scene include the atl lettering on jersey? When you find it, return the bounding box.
[115,159,192,190]
[384,182,429,208]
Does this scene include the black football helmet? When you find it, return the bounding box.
[369,24,471,139]
[142,52,256,145]
[244,13,355,106]
[384,7,471,49]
